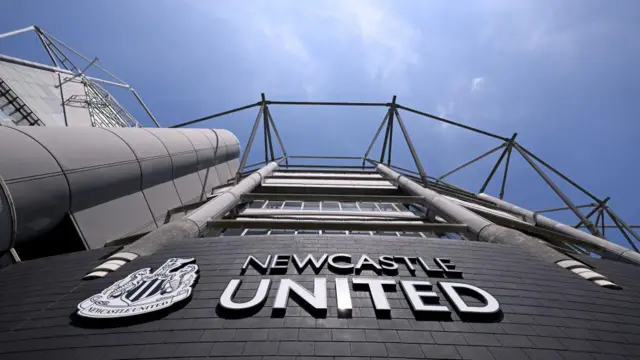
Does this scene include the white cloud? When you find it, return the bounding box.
[471,77,485,92]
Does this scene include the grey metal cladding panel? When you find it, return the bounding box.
[174,173,205,205]
[103,128,175,189]
[16,127,136,170]
[0,127,64,181]
[0,127,70,240]
[227,158,240,175]
[7,176,69,242]
[177,128,216,169]
[196,129,219,149]
[214,162,232,184]
[0,182,12,251]
[73,191,156,249]
[143,128,194,154]
[202,165,222,193]
[143,182,183,220]
[66,162,141,212]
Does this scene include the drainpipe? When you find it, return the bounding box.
[478,193,640,266]
[375,163,570,264]
[122,160,281,257]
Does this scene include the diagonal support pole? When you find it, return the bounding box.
[393,102,429,187]
[439,143,506,181]
[574,197,609,229]
[235,97,265,184]
[604,205,640,250]
[363,109,391,167]
[380,101,395,163]
[514,143,601,237]
[479,133,517,193]
[262,94,269,164]
[606,208,640,252]
[266,107,289,166]
[517,145,600,202]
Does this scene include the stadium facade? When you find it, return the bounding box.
[1,26,640,360]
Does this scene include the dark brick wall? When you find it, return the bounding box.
[1,235,640,360]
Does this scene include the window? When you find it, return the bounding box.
[244,229,269,235]
[399,231,422,237]
[349,230,372,235]
[269,229,295,235]
[377,203,398,212]
[375,231,399,236]
[395,203,409,212]
[340,202,359,211]
[322,230,347,235]
[296,229,320,234]
[303,201,321,210]
[265,201,284,209]
[282,201,303,210]
[249,200,266,209]
[358,202,378,212]
[221,228,244,236]
[322,202,341,211]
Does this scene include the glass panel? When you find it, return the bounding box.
[244,229,269,235]
[377,203,398,212]
[322,230,347,235]
[303,201,320,210]
[296,229,320,234]
[322,202,341,211]
[399,231,422,237]
[394,203,409,212]
[264,201,284,209]
[249,200,266,209]
[341,202,359,211]
[222,228,245,236]
[269,229,296,235]
[358,202,379,212]
[375,231,399,236]
[282,201,303,210]
[349,230,372,235]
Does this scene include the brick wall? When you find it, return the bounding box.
[0,236,639,360]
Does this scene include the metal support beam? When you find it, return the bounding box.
[605,206,640,249]
[0,26,35,40]
[573,197,609,228]
[536,203,597,214]
[130,88,160,127]
[606,209,640,252]
[363,110,391,167]
[209,219,468,233]
[289,155,363,160]
[397,104,509,141]
[517,145,600,202]
[499,144,513,199]
[394,107,429,187]
[514,143,601,237]
[171,102,260,128]
[267,100,387,107]
[387,106,394,165]
[241,193,424,203]
[236,102,265,183]
[379,108,393,163]
[262,94,269,164]
[438,143,506,180]
[479,133,517,193]
[34,30,59,67]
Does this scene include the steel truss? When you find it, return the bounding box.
[170,93,640,253]
[0,26,159,128]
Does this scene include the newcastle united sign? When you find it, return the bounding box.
[219,254,501,321]
[78,254,501,321]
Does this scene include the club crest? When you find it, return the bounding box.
[77,258,198,319]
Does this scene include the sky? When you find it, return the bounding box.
[1,0,639,248]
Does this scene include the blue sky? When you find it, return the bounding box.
[1,0,639,247]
